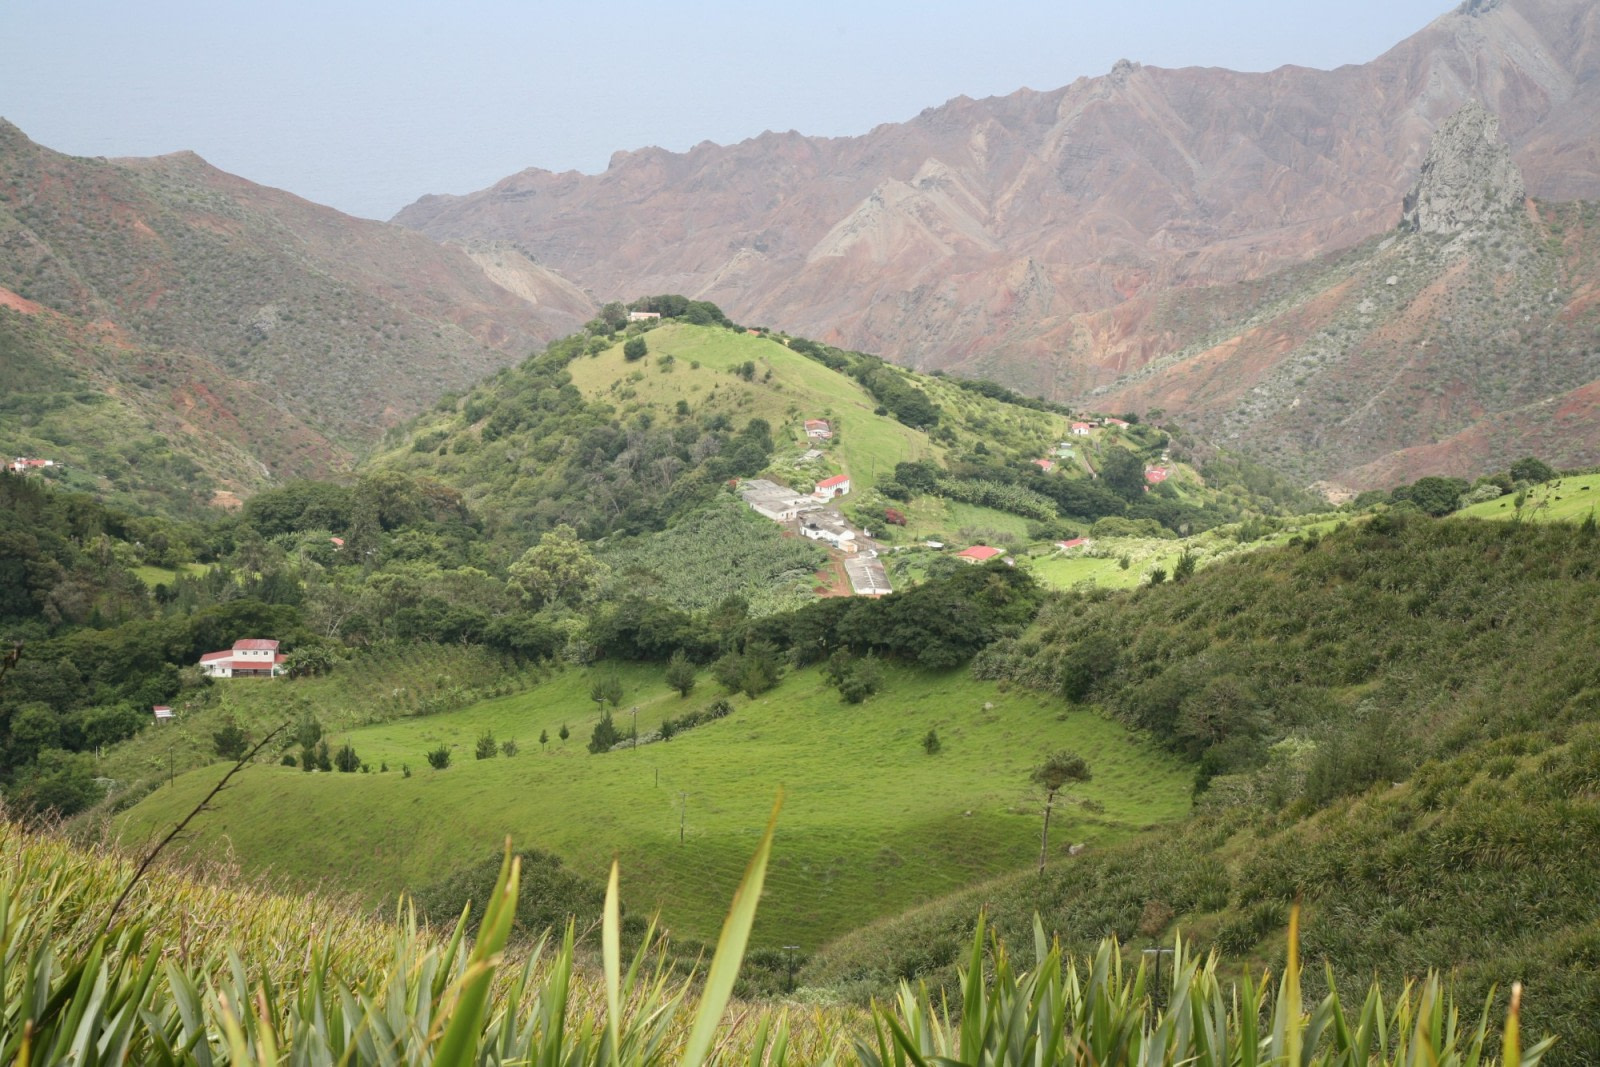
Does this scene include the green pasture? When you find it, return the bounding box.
[118,662,1191,952]
[566,324,938,495]
[1456,477,1600,523]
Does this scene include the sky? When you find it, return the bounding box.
[3,1,1457,221]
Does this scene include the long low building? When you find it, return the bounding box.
[737,478,819,522]
[844,555,892,596]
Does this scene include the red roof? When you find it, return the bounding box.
[199,651,232,662]
[1071,422,1092,432]
[957,545,1003,561]
[1057,538,1090,549]
[1144,467,1169,483]
[1104,418,1130,427]
[233,639,280,651]
[1033,458,1054,470]
[816,475,850,489]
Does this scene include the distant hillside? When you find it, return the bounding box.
[0,120,589,499]
[1092,106,1600,489]
[392,0,1599,409]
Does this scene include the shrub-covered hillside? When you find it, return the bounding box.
[814,513,1600,1063]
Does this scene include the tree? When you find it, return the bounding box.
[427,744,452,770]
[314,740,333,772]
[501,739,518,757]
[334,743,361,773]
[559,723,570,743]
[475,730,498,759]
[665,650,696,697]
[623,336,648,362]
[922,728,942,755]
[590,671,623,711]
[1173,550,1197,583]
[588,711,622,753]
[1100,447,1147,501]
[213,720,250,761]
[1032,751,1092,872]
[1510,456,1556,485]
[539,728,549,751]
[508,525,609,610]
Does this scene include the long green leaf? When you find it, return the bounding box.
[680,791,783,1067]
[604,858,622,1062]
[433,839,520,1067]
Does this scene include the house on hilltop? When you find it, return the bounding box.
[804,419,832,439]
[956,545,1003,564]
[628,310,661,322]
[9,457,55,474]
[1070,423,1092,436]
[1144,467,1169,484]
[199,639,286,678]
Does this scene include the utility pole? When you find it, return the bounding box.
[678,791,688,844]
[783,945,801,993]
[631,705,639,750]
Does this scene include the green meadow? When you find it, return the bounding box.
[1455,475,1600,523]
[567,324,940,495]
[118,662,1192,951]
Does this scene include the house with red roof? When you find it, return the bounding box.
[1144,467,1169,484]
[804,419,833,439]
[812,474,851,500]
[1033,458,1055,472]
[1103,417,1131,429]
[1056,537,1092,552]
[1070,422,1092,436]
[199,639,286,678]
[956,545,1003,564]
[9,457,55,475]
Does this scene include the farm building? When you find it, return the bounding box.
[1033,458,1055,472]
[627,310,661,322]
[956,545,1003,564]
[9,457,55,474]
[1145,467,1169,484]
[1070,423,1092,436]
[844,555,892,596]
[804,419,832,439]
[199,639,286,678]
[737,479,817,523]
[813,474,851,500]
[1103,417,1131,429]
[800,516,858,552]
[1056,537,1092,552]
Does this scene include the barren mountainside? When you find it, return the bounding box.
[393,0,1600,440]
[0,120,589,494]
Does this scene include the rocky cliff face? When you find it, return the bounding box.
[1090,108,1600,489]
[392,0,1600,412]
[1402,102,1526,235]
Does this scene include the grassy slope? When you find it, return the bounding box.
[116,662,1191,951]
[567,324,940,496]
[1456,476,1600,523]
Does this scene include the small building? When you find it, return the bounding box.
[804,419,833,439]
[199,639,286,678]
[9,457,55,474]
[1070,422,1093,436]
[844,555,892,596]
[1056,537,1092,552]
[956,545,1003,564]
[330,536,345,549]
[800,516,858,552]
[737,478,818,523]
[1054,442,1074,456]
[627,310,661,322]
[813,474,851,500]
[1144,467,1169,484]
[1103,417,1131,429]
[152,705,174,720]
[1033,458,1055,472]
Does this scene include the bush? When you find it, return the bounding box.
[501,739,518,757]
[588,712,622,754]
[623,337,647,362]
[334,743,360,773]
[475,730,498,760]
[923,728,942,755]
[213,720,250,761]
[426,744,451,770]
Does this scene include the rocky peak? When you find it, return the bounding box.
[1401,101,1525,235]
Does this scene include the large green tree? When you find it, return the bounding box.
[508,525,609,610]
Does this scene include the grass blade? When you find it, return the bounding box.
[680,791,783,1067]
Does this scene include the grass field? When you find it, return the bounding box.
[566,324,939,496]
[1456,477,1600,523]
[130,562,210,588]
[116,661,1192,952]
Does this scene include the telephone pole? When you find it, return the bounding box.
[678,791,689,844]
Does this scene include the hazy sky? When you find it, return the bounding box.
[4,1,1455,221]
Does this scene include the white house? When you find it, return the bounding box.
[813,474,851,500]
[737,478,817,522]
[800,517,858,552]
[1070,423,1092,436]
[199,639,286,678]
[804,419,832,439]
[628,310,661,322]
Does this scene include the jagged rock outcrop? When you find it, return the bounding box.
[1401,102,1526,234]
